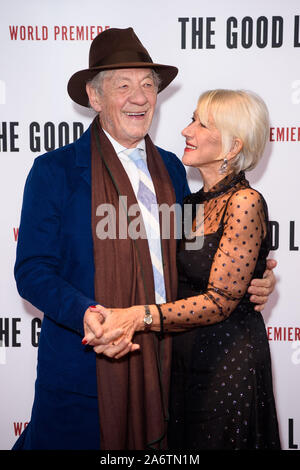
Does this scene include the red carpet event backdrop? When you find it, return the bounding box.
[1,0,299,450]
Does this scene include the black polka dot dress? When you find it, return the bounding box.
[162,171,281,450]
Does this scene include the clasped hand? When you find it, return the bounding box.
[82,305,140,359]
[82,259,277,359]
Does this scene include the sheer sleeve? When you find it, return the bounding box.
[159,188,268,331]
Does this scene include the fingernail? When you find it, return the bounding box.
[90,305,97,308]
[82,338,88,345]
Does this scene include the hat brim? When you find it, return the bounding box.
[67,62,178,107]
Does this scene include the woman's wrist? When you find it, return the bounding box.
[129,304,161,332]
[129,305,147,331]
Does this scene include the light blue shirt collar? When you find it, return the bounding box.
[102,129,146,161]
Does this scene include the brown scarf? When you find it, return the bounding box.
[90,117,178,450]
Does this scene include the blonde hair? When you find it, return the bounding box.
[196,89,269,173]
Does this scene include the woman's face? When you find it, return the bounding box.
[181,111,223,169]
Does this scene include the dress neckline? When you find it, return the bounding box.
[195,171,247,202]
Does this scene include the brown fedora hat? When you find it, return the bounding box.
[67,27,178,107]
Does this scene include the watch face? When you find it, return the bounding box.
[144,315,153,325]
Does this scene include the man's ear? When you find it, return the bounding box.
[86,84,102,113]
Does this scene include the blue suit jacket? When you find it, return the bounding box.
[15,126,190,397]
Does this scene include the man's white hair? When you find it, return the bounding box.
[87,69,161,96]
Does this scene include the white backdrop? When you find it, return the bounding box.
[1,0,299,451]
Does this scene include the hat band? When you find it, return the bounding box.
[92,50,154,68]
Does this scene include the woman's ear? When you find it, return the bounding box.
[229,138,243,159]
[86,84,102,113]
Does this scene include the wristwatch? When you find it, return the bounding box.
[143,305,153,328]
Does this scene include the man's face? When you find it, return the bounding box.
[96,68,157,148]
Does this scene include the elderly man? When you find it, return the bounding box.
[13,28,275,450]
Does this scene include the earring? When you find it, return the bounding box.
[219,157,228,174]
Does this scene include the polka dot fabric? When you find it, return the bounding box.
[160,172,268,329]
[162,172,281,450]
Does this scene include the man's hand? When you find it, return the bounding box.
[82,305,140,359]
[92,337,140,359]
[248,259,277,311]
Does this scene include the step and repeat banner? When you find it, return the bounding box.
[1,0,299,450]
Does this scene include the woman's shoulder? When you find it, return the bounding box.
[228,185,267,207]
[225,185,269,227]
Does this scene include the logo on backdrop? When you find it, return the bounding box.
[178,15,300,49]
[270,127,300,142]
[288,418,299,449]
[0,317,41,349]
[1,122,300,153]
[269,221,299,252]
[267,327,300,343]
[0,121,85,152]
[13,422,28,438]
[12,219,299,250]
[8,25,110,41]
